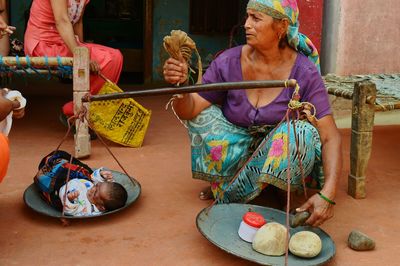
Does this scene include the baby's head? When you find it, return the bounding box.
[87,182,128,212]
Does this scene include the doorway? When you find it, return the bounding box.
[83,0,153,84]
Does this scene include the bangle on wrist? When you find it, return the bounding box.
[317,192,336,205]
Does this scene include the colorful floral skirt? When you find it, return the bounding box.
[187,105,324,203]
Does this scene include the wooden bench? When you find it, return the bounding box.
[1,47,91,158]
[325,74,400,198]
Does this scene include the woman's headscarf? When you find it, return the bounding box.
[247,0,320,71]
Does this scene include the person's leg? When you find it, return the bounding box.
[61,43,123,116]
[81,42,123,94]
[186,105,253,200]
[30,41,123,116]
[215,120,323,204]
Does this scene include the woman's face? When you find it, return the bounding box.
[244,9,280,49]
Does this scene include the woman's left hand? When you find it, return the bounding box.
[0,23,16,38]
[90,60,100,75]
[296,193,334,227]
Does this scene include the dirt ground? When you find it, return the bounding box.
[0,94,399,266]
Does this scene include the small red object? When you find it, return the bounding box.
[242,212,266,228]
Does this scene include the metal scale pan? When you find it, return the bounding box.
[196,203,335,266]
[23,170,141,219]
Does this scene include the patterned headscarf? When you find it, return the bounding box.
[247,0,320,71]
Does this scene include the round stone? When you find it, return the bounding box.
[289,231,322,258]
[290,211,311,228]
[348,230,376,251]
[252,222,288,256]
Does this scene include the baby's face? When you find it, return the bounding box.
[87,183,110,211]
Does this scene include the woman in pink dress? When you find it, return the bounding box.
[24,0,123,116]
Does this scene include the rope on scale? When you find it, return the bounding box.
[163,29,203,85]
[0,55,73,80]
[52,104,138,225]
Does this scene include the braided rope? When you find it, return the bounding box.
[163,30,203,85]
[0,55,72,79]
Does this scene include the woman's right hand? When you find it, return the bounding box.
[11,100,25,119]
[163,58,188,85]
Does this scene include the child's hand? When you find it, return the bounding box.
[67,190,80,201]
[100,170,113,181]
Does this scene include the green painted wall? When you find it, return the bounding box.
[152,0,247,82]
[9,0,32,41]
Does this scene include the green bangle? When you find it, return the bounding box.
[318,192,336,205]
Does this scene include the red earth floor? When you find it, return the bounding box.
[0,95,399,266]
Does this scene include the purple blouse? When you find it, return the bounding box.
[198,46,331,127]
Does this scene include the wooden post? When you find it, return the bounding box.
[348,81,376,198]
[73,47,91,158]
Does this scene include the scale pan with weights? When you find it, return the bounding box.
[197,204,336,266]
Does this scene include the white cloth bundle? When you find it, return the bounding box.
[0,90,27,136]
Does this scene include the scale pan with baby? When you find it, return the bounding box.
[23,170,141,219]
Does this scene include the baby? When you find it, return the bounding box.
[34,150,128,216]
[59,167,128,216]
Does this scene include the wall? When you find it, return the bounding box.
[152,0,247,82]
[322,0,400,75]
[298,0,324,52]
[9,0,32,41]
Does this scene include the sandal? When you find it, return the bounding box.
[199,186,213,200]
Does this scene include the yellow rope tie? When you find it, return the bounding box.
[287,83,318,121]
[165,94,188,129]
[377,103,387,111]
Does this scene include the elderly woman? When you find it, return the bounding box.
[163,0,342,227]
[24,0,123,116]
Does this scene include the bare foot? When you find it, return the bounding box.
[199,186,213,200]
